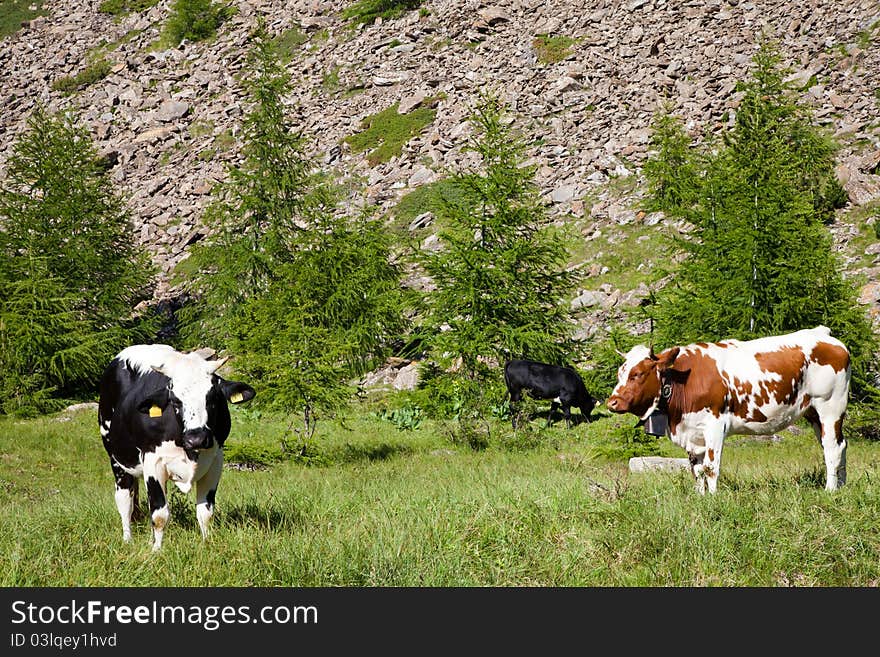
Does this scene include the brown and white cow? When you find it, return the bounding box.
[606,326,851,493]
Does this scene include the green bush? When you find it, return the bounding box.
[532,35,577,64]
[344,102,437,165]
[645,40,878,401]
[98,0,159,16]
[180,22,413,435]
[374,405,423,431]
[417,93,581,383]
[162,0,233,46]
[50,59,112,94]
[844,403,880,442]
[0,0,46,38]
[342,0,422,25]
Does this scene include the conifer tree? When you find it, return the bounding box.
[181,21,412,431]
[418,93,580,380]
[0,106,155,414]
[644,41,877,399]
[179,19,314,348]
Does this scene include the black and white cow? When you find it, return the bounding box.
[98,344,255,550]
[503,359,596,429]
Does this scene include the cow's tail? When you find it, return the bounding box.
[502,361,512,400]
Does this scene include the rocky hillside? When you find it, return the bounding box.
[1,0,879,330]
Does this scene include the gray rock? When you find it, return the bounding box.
[398,91,428,114]
[155,100,190,122]
[551,184,577,203]
[571,290,605,309]
[629,457,691,473]
[409,212,434,231]
[64,402,99,413]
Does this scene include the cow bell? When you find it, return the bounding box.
[643,410,668,437]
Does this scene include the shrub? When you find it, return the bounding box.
[374,405,423,431]
[342,0,422,25]
[532,35,577,63]
[0,0,46,38]
[344,102,437,165]
[50,59,112,94]
[98,0,160,16]
[162,0,233,46]
[180,22,413,435]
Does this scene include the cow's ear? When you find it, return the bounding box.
[218,380,256,405]
[137,389,170,415]
[666,368,691,384]
[656,347,680,370]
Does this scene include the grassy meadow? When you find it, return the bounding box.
[1,401,879,587]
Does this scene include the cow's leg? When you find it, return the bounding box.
[143,453,169,551]
[820,417,847,491]
[688,449,706,494]
[111,460,136,542]
[196,451,223,540]
[685,435,708,494]
[510,390,521,429]
[546,400,559,427]
[562,404,573,429]
[702,431,725,494]
[809,404,847,491]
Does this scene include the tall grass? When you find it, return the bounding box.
[1,405,879,586]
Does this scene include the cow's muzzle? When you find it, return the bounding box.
[606,396,626,413]
[182,428,214,450]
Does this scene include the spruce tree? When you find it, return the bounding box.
[418,94,580,380]
[179,19,314,349]
[181,21,412,431]
[0,105,155,414]
[645,41,877,399]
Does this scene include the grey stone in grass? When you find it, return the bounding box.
[628,456,691,473]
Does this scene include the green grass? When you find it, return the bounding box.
[273,25,308,61]
[389,178,469,235]
[841,201,880,270]
[98,0,160,17]
[90,28,145,59]
[50,58,113,95]
[342,0,422,26]
[213,128,236,151]
[532,35,578,64]
[2,403,880,586]
[188,119,214,138]
[568,220,681,295]
[321,66,341,93]
[159,0,235,48]
[0,0,46,38]
[344,102,437,166]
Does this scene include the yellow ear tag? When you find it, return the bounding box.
[230,392,244,404]
[149,405,162,418]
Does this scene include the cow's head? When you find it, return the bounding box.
[138,353,255,450]
[606,345,681,420]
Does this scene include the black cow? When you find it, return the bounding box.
[503,359,595,429]
[98,344,255,550]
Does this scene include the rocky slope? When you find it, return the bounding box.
[1,0,879,329]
